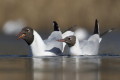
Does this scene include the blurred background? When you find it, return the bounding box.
[0,1,120,80]
[0,0,120,54]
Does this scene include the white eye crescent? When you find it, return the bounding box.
[27,29,30,32]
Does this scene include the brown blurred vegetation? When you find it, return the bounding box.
[0,0,120,32]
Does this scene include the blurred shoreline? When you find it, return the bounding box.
[0,0,119,31]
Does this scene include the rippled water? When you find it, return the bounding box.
[0,56,119,80]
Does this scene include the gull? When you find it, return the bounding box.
[62,21,114,53]
[17,21,63,56]
[58,19,101,55]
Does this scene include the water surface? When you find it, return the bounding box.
[0,56,119,80]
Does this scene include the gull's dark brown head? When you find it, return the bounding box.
[57,36,76,47]
[17,27,34,45]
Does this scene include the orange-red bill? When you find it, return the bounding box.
[57,39,66,42]
[16,32,22,36]
[17,34,26,40]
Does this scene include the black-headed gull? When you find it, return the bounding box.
[62,21,114,53]
[17,21,63,56]
[62,26,89,52]
[58,19,101,55]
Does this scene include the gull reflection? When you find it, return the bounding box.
[32,56,101,80]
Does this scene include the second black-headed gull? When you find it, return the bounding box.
[62,21,114,53]
[58,19,101,55]
[62,26,89,52]
[17,21,63,56]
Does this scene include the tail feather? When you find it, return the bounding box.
[53,21,59,31]
[94,19,100,35]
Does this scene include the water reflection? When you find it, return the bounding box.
[0,58,33,80]
[1,56,119,80]
[33,56,101,80]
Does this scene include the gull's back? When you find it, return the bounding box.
[44,31,63,55]
[81,34,100,55]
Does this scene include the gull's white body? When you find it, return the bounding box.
[30,30,63,56]
[69,34,100,55]
[81,34,100,55]
[69,38,83,55]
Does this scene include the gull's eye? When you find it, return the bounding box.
[26,29,30,32]
[68,37,71,40]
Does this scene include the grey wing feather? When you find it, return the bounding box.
[81,34,100,55]
[44,31,63,54]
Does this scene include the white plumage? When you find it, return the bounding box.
[29,30,63,56]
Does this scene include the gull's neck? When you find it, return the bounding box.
[30,30,46,56]
[62,31,74,52]
[69,38,82,55]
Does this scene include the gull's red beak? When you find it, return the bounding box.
[57,39,66,42]
[16,32,26,40]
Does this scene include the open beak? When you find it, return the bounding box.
[16,32,26,40]
[57,39,66,42]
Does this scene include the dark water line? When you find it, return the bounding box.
[0,54,119,59]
